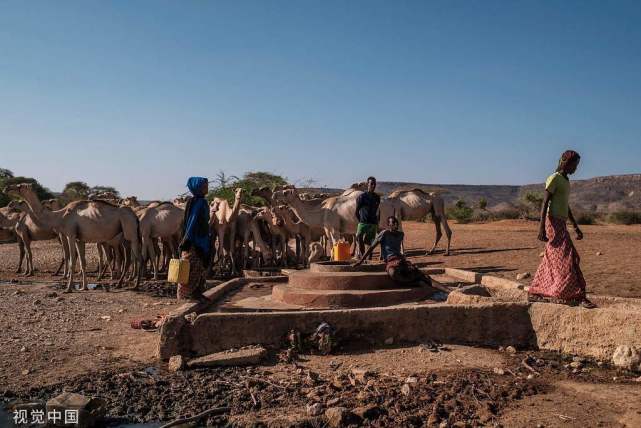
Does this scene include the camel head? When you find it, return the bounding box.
[209,198,222,214]
[272,187,299,204]
[42,199,62,210]
[269,207,285,227]
[122,196,140,207]
[6,199,28,212]
[3,183,34,199]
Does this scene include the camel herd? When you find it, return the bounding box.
[0,182,452,292]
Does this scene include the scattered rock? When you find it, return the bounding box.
[187,346,267,368]
[569,361,583,369]
[527,374,534,380]
[635,376,641,382]
[55,296,65,302]
[384,337,394,345]
[306,402,323,417]
[99,316,111,322]
[20,346,27,353]
[168,355,185,372]
[46,392,106,428]
[21,369,30,375]
[13,290,25,296]
[32,299,41,306]
[539,251,545,257]
[325,407,361,427]
[596,251,603,256]
[351,368,373,384]
[46,291,58,298]
[353,404,382,420]
[612,345,641,372]
[505,346,517,354]
[326,397,340,406]
[516,272,531,281]
[493,367,505,375]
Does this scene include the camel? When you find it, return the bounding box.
[4,183,143,292]
[121,196,140,208]
[234,206,274,269]
[210,188,243,273]
[270,205,325,266]
[254,207,291,266]
[385,189,452,255]
[3,201,69,277]
[139,201,185,280]
[273,187,363,249]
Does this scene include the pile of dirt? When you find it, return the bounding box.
[2,363,544,426]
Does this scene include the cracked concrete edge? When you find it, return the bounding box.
[157,276,287,359]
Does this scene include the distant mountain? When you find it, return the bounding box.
[308,174,641,212]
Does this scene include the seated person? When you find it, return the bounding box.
[353,216,431,287]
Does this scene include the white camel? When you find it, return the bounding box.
[4,184,143,292]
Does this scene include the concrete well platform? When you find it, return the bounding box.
[157,268,641,367]
[271,261,437,309]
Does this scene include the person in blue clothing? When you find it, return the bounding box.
[354,216,433,287]
[177,176,211,300]
[355,176,381,259]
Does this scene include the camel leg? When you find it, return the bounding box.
[118,246,130,288]
[128,237,144,289]
[97,244,106,281]
[23,235,34,276]
[65,236,77,293]
[54,235,67,276]
[15,238,25,274]
[75,241,89,291]
[228,227,237,275]
[441,216,453,256]
[427,217,443,255]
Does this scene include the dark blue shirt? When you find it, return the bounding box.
[355,191,380,224]
[376,230,404,261]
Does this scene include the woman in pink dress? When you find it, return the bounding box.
[528,150,596,308]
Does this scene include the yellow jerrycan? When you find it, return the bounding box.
[332,241,352,261]
[167,258,190,284]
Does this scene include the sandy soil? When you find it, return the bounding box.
[1,220,640,426]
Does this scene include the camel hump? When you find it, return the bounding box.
[388,188,433,198]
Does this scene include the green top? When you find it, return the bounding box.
[545,172,570,219]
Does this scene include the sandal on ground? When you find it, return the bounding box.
[579,299,597,309]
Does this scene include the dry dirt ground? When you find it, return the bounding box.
[1,220,640,426]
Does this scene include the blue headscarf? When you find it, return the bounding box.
[183,177,210,260]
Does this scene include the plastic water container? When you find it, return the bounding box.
[332,242,351,261]
[167,258,190,284]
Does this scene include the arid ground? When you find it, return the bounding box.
[1,220,640,426]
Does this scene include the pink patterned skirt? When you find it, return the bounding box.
[528,216,586,302]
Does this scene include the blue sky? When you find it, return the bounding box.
[1,1,640,199]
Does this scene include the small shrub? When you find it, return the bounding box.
[447,199,474,223]
[490,209,521,221]
[574,211,598,225]
[607,211,641,225]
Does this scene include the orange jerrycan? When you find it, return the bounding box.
[332,241,352,261]
[167,258,190,284]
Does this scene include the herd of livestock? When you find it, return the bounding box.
[0,182,453,292]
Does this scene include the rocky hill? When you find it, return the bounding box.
[310,174,641,212]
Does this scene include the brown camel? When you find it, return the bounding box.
[385,189,453,255]
[4,183,143,292]
[3,201,69,277]
[139,201,185,280]
[210,188,243,273]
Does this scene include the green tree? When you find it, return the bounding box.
[478,197,488,211]
[207,171,288,206]
[0,176,54,207]
[447,199,474,223]
[0,168,14,180]
[63,181,91,201]
[90,185,120,198]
